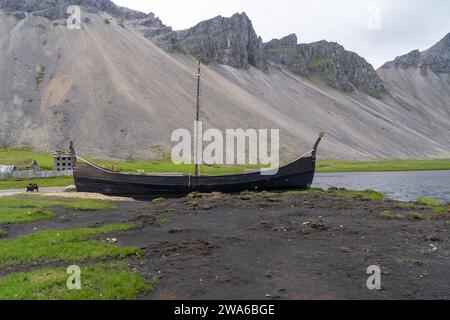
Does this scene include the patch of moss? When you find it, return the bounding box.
[381,210,403,220]
[260,191,279,198]
[152,198,165,204]
[307,56,333,71]
[408,212,424,220]
[284,190,310,196]
[188,200,200,207]
[398,202,416,209]
[329,189,384,202]
[159,217,171,225]
[396,259,429,267]
[187,192,202,199]
[432,207,445,215]
[35,66,46,88]
[59,113,68,131]
[416,198,442,207]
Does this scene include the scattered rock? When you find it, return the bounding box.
[428,244,438,253]
[168,228,184,234]
[64,185,77,193]
[12,12,26,20]
[340,247,351,253]
[309,221,329,231]
[426,234,442,242]
[106,237,118,244]
[0,0,148,21]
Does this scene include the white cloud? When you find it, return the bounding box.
[113,0,450,68]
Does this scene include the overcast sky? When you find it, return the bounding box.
[114,0,450,68]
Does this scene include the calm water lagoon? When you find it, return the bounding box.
[313,170,450,203]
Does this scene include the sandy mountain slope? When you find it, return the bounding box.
[0,7,449,161]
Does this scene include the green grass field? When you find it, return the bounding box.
[0,176,74,191]
[0,264,154,300]
[0,149,54,170]
[0,190,152,300]
[316,159,450,173]
[0,220,151,299]
[0,194,116,224]
[94,159,253,175]
[0,224,139,267]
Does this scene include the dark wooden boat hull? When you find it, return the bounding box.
[72,133,324,196]
[74,157,316,195]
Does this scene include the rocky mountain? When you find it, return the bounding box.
[381,33,450,76]
[149,18,385,98]
[265,34,386,98]
[264,34,309,76]
[0,0,145,20]
[377,33,450,147]
[150,13,266,70]
[0,0,449,160]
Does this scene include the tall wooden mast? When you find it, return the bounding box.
[194,61,201,177]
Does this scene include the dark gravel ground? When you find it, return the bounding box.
[1,190,450,300]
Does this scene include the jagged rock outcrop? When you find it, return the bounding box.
[0,0,147,21]
[381,33,450,75]
[151,13,266,70]
[423,33,450,74]
[2,1,385,97]
[132,12,172,38]
[381,50,421,69]
[265,34,309,76]
[265,35,386,98]
[1,0,172,40]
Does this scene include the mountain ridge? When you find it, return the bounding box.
[1,1,387,97]
[0,0,449,160]
[380,33,450,75]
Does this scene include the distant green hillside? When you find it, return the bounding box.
[1,149,450,175]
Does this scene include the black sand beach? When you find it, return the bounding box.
[1,190,449,300]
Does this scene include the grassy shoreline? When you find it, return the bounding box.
[316,159,450,173]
